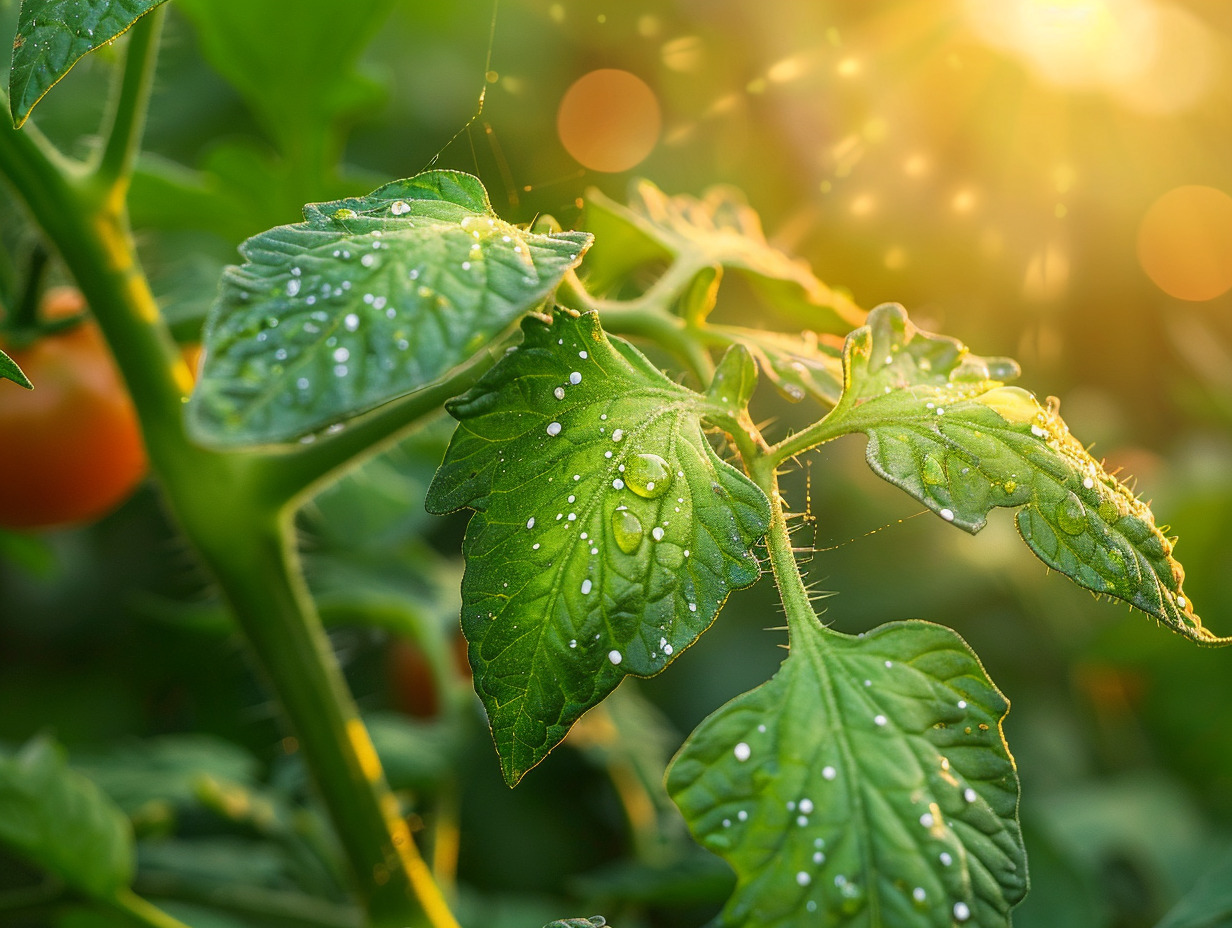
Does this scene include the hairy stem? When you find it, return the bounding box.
[108,889,193,928]
[751,458,825,642]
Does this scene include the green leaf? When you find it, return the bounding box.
[719,325,845,406]
[543,918,607,928]
[667,618,1027,928]
[426,310,771,785]
[825,303,1226,645]
[0,734,134,898]
[8,0,168,127]
[0,347,32,388]
[583,180,864,334]
[189,171,591,446]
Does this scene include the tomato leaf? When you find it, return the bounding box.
[0,734,134,898]
[0,348,33,389]
[824,303,1226,645]
[189,171,591,446]
[583,180,864,335]
[426,310,770,785]
[718,326,844,406]
[667,618,1026,928]
[8,0,169,128]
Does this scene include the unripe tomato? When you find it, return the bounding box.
[0,287,147,529]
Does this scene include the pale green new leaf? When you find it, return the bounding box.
[583,180,864,335]
[189,171,591,445]
[0,348,32,388]
[667,618,1026,928]
[9,0,168,127]
[717,325,845,406]
[0,735,134,898]
[426,310,770,785]
[825,303,1225,644]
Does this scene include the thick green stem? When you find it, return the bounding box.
[185,504,455,928]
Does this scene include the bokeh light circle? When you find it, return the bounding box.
[557,69,661,173]
[1137,186,1232,301]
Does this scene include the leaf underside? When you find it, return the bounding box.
[189,171,591,445]
[667,619,1026,928]
[426,310,770,785]
[0,735,134,899]
[831,303,1225,645]
[9,0,170,127]
[583,180,864,335]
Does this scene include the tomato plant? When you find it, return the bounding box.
[2,4,1231,928]
[0,287,146,529]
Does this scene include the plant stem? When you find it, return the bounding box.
[767,406,850,469]
[109,889,193,928]
[751,458,824,642]
[95,7,165,194]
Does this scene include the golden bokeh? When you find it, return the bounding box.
[1138,186,1232,302]
[556,69,661,174]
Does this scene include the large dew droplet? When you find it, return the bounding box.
[921,454,947,487]
[611,508,644,554]
[1056,491,1087,536]
[625,453,672,499]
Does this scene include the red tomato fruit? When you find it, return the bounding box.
[0,287,147,529]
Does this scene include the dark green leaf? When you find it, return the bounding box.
[426,310,770,785]
[8,0,168,127]
[826,303,1225,645]
[0,734,134,898]
[189,171,591,446]
[583,180,864,334]
[667,618,1026,928]
[0,347,32,388]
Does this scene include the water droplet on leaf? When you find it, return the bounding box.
[626,453,672,498]
[611,509,644,553]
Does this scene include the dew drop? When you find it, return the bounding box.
[963,787,977,803]
[1057,491,1087,535]
[613,478,625,490]
[799,799,814,813]
[874,714,887,726]
[954,902,971,922]
[526,517,535,529]
[608,650,622,665]
[581,579,593,595]
[939,508,955,522]
[611,509,644,553]
[626,453,672,498]
[922,454,946,487]
[390,200,411,216]
[796,872,811,887]
[733,742,751,762]
[546,421,562,437]
[361,253,377,268]
[612,429,624,442]
[554,387,566,400]
[651,526,665,541]
[344,313,360,331]
[1083,476,1095,490]
[286,278,301,297]
[569,371,582,384]
[940,852,953,866]
[822,765,837,780]
[579,350,588,359]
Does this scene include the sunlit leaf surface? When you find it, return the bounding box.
[427,310,770,785]
[668,618,1026,928]
[9,0,169,127]
[825,303,1225,644]
[583,179,864,335]
[189,171,590,445]
[0,735,134,898]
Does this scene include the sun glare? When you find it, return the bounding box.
[964,0,1214,113]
